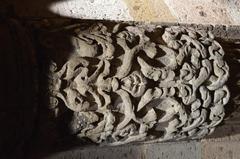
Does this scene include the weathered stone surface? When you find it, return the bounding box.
[41,141,200,159]
[42,22,230,145]
[202,141,240,159]
[6,0,240,25]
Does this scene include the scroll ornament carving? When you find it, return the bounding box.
[48,24,230,145]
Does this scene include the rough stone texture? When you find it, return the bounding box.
[49,0,132,21]
[7,0,240,25]
[38,141,201,159]
[123,0,176,22]
[202,141,240,159]
[164,0,240,25]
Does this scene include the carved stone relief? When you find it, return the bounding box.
[47,23,230,145]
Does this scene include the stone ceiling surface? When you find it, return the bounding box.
[7,0,240,25]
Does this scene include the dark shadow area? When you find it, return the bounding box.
[0,1,91,159]
[0,16,37,159]
[2,0,66,18]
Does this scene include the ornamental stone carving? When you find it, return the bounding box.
[48,23,230,145]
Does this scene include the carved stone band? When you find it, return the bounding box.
[48,23,230,145]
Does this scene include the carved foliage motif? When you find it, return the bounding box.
[49,23,230,145]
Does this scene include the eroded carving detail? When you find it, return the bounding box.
[48,23,230,145]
